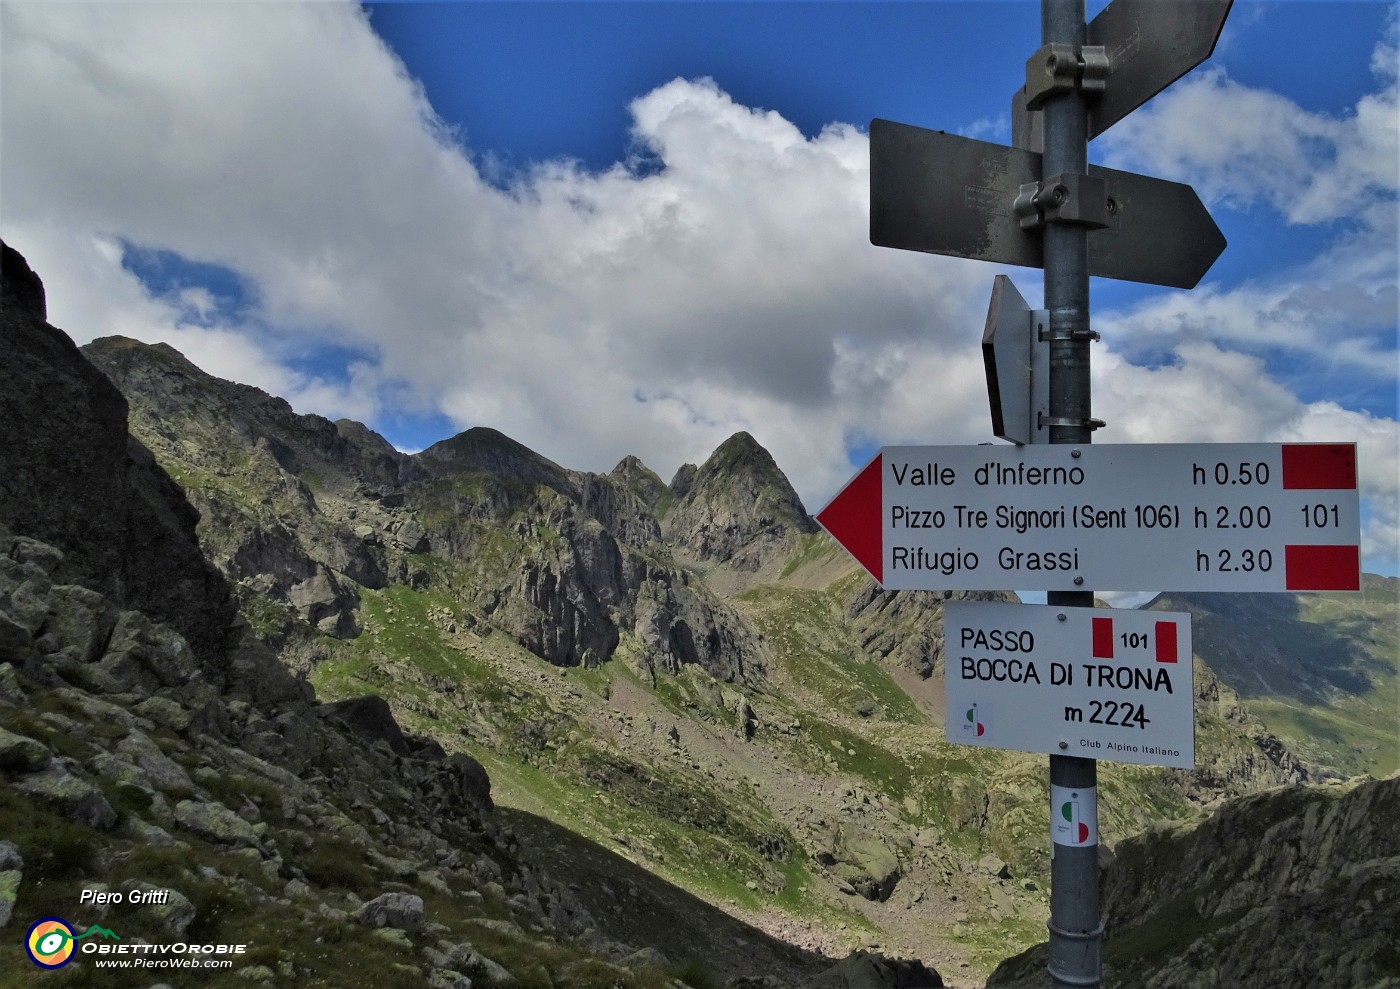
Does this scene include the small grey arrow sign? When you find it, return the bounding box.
[1014,0,1234,147]
[982,275,1049,446]
[869,118,1226,289]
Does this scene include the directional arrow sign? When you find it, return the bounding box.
[869,119,1226,289]
[982,275,1048,446]
[815,443,1361,592]
[1013,0,1234,147]
[945,601,1194,769]
[1088,0,1233,135]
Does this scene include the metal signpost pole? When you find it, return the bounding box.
[1040,0,1101,986]
[859,4,1250,985]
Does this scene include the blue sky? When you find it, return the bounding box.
[2,0,1397,581]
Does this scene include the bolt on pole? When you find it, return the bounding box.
[1041,0,1103,987]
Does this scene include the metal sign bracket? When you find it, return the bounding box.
[1025,43,1109,109]
[1038,413,1106,431]
[1014,172,1112,230]
[1039,325,1101,343]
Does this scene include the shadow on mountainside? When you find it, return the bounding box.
[1147,590,1385,704]
[498,806,833,986]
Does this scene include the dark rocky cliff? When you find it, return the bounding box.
[1,241,238,667]
[987,774,1400,988]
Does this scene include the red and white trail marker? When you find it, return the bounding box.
[1091,616,1178,663]
[815,443,1360,593]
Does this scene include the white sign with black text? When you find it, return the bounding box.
[944,601,1195,769]
[816,443,1361,592]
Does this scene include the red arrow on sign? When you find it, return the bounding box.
[815,452,884,584]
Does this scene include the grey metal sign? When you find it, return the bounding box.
[1014,0,1234,146]
[982,275,1048,446]
[869,118,1226,289]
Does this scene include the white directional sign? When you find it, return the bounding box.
[945,601,1194,768]
[815,443,1361,592]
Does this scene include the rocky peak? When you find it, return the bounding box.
[81,334,422,645]
[662,431,818,573]
[669,462,698,501]
[84,336,410,493]
[609,455,668,509]
[417,426,574,496]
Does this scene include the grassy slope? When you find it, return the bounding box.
[304,544,1304,982]
[1246,584,1399,778]
[308,576,842,937]
[1152,578,1399,779]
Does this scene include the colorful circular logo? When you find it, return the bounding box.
[26,917,77,969]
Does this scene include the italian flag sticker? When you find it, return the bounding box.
[1051,784,1097,847]
[961,702,987,738]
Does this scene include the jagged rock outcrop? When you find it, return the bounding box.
[610,455,669,510]
[1174,660,1307,800]
[1098,774,1400,988]
[987,775,1400,989]
[669,462,698,501]
[2,241,238,664]
[411,427,765,681]
[843,581,1014,679]
[83,336,414,644]
[662,431,819,575]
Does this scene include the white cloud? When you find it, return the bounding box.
[1094,209,1399,373]
[1093,343,1399,568]
[1101,25,1399,225]
[2,1,1396,575]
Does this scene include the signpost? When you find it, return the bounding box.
[856,0,1360,985]
[944,601,1195,769]
[814,443,1362,592]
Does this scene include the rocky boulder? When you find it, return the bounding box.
[805,950,944,988]
[357,891,426,931]
[816,827,902,903]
